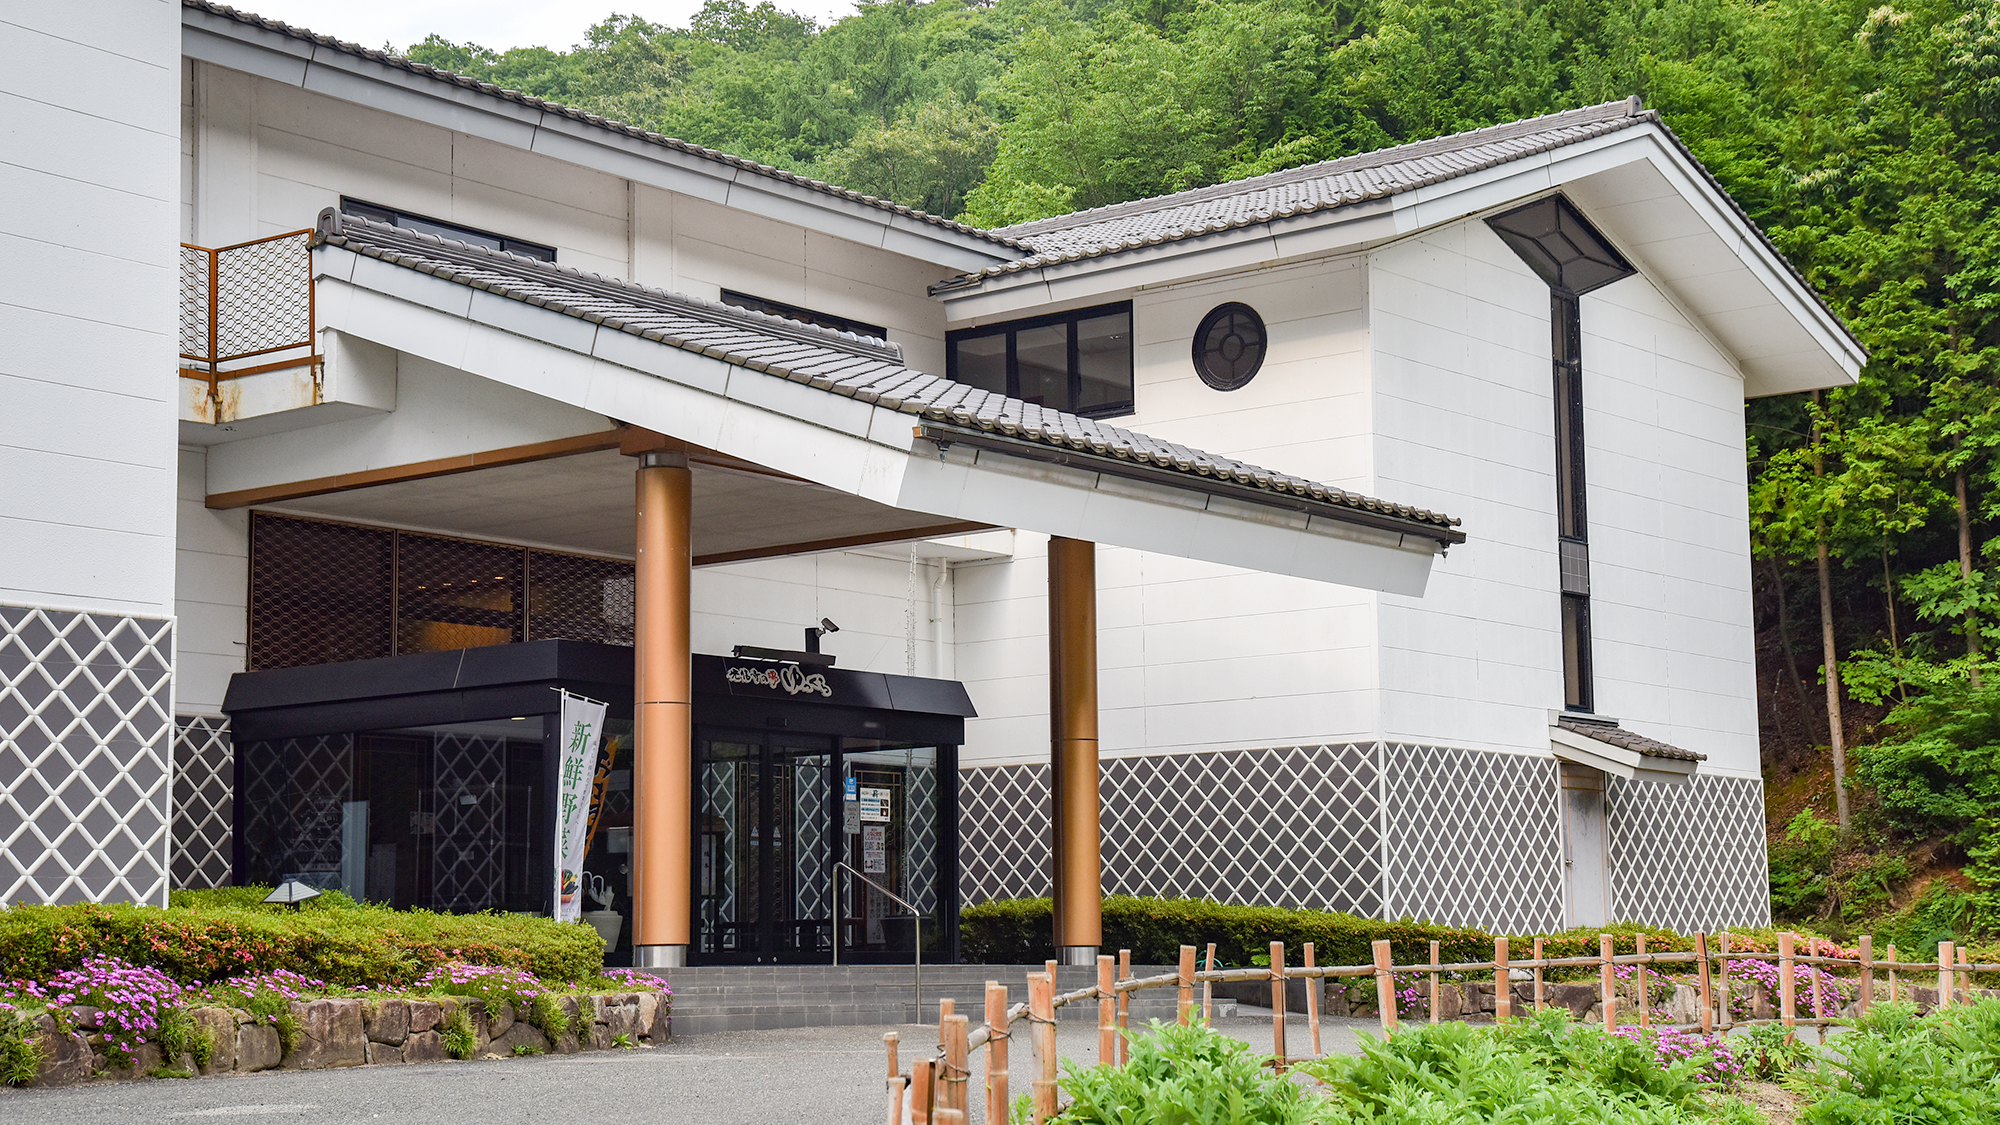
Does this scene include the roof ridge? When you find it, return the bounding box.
[994,99,1645,239]
[182,1,1024,250]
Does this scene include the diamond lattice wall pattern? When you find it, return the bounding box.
[1100,745,1383,914]
[1607,773,1772,931]
[172,715,233,890]
[0,606,174,906]
[1382,744,1565,934]
[958,761,1051,904]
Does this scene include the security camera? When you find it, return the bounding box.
[820,617,840,633]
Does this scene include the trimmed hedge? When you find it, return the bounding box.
[0,888,606,987]
[962,896,1705,967]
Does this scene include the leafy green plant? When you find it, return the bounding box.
[527,992,568,1041]
[1802,999,2000,1123]
[155,1007,213,1070]
[0,1008,43,1087]
[1772,809,1840,918]
[1056,1019,1312,1124]
[610,1032,636,1049]
[1734,1022,1818,1081]
[441,1006,477,1061]
[145,1063,196,1079]
[510,1042,544,1057]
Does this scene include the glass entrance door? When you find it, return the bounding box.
[695,731,835,962]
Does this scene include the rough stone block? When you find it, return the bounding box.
[189,1007,238,1075]
[408,1000,443,1034]
[365,998,410,1045]
[1666,985,1703,1025]
[236,1023,282,1072]
[402,1030,446,1064]
[104,1042,162,1082]
[490,1022,550,1057]
[283,998,367,1070]
[602,1001,640,1041]
[487,999,514,1039]
[1434,984,1463,1021]
[635,992,669,1041]
[29,1013,96,1087]
[1546,984,1597,1020]
[365,1041,405,1065]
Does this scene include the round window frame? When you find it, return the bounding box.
[1191,302,1267,391]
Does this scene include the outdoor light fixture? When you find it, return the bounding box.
[264,881,322,910]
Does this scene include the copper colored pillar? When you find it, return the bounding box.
[632,450,693,966]
[1048,536,1101,965]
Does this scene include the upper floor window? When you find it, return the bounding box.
[721,290,888,340]
[340,197,557,262]
[946,302,1134,418]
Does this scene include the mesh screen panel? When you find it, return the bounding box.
[528,551,636,644]
[249,514,637,670]
[396,533,523,654]
[250,515,393,670]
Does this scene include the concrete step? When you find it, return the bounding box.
[634,964,1188,1036]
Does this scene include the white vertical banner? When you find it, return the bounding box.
[553,690,608,922]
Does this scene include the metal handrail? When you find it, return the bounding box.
[832,860,921,1015]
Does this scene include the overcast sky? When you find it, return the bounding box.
[240,0,860,53]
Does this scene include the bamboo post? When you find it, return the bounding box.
[1599,934,1617,1030]
[1696,932,1713,1034]
[985,983,1009,1125]
[1533,937,1546,1012]
[1778,932,1797,1040]
[1304,942,1321,1059]
[1097,955,1116,1065]
[1201,943,1216,1024]
[1270,941,1287,1069]
[1372,939,1398,1034]
[1494,936,1512,1021]
[1938,941,1955,1011]
[1717,933,1733,1029]
[1885,943,1898,1005]
[886,1032,905,1125]
[1177,945,1196,1025]
[1117,949,1132,1065]
[1958,946,1972,1006]
[1030,971,1057,1125]
[1857,935,1873,1016]
[911,1058,936,1125]
[939,1013,969,1124]
[1635,934,1648,1029]
[1429,940,1441,1025]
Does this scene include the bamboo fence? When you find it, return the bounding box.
[882,935,2000,1125]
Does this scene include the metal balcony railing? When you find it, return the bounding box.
[179,228,319,404]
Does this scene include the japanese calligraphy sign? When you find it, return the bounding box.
[553,690,608,922]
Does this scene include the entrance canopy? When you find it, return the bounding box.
[300,210,1464,594]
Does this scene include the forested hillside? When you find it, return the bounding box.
[406,0,2000,940]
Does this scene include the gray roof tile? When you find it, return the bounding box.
[320,210,1463,544]
[1556,716,1706,762]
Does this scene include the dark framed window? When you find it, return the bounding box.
[946,302,1134,418]
[1192,302,1267,391]
[1486,194,1633,715]
[248,513,635,670]
[721,290,888,341]
[340,197,557,262]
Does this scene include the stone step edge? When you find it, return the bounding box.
[25,991,671,1089]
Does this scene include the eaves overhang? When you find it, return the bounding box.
[1550,715,1703,786]
[180,1,1021,273]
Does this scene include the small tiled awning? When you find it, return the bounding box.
[1549,714,1704,785]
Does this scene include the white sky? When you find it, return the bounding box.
[237,0,861,53]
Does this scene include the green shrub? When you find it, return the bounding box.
[0,892,605,988]
[1056,1019,1313,1124]
[442,1006,477,1060]
[962,895,1692,968]
[1771,809,1839,918]
[0,1008,42,1087]
[155,1007,213,1070]
[1801,998,2000,1124]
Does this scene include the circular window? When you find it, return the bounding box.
[1192,303,1266,391]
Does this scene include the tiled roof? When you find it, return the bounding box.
[317,211,1463,542]
[183,1,1022,251]
[932,101,1652,289]
[1556,716,1706,762]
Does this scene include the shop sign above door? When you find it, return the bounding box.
[723,663,834,698]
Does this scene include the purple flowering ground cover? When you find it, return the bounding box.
[0,889,666,1086]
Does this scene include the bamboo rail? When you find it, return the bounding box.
[881,934,2000,1123]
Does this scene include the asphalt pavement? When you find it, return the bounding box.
[0,1013,1372,1125]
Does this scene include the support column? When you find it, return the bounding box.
[1048,535,1101,966]
[632,450,693,967]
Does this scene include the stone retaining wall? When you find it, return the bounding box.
[26,992,668,1088]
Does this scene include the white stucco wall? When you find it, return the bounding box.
[954,257,1383,767]
[175,446,247,713]
[1368,216,1759,775]
[183,62,952,377]
[2,1,180,618]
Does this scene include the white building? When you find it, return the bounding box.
[0,1,1860,960]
